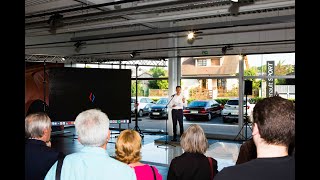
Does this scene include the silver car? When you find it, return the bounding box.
[221,98,255,123]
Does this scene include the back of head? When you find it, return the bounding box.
[26,99,49,117]
[25,112,51,138]
[253,96,295,147]
[75,109,109,147]
[115,129,142,164]
[180,124,208,154]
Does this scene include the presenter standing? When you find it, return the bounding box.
[169,86,186,141]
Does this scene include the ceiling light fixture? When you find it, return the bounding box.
[222,45,232,55]
[47,13,64,34]
[130,51,137,58]
[74,41,86,52]
[187,32,195,40]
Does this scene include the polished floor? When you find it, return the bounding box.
[51,126,243,179]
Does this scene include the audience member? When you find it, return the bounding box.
[167,124,218,180]
[215,96,295,180]
[25,112,64,180]
[235,138,257,165]
[236,137,295,165]
[116,129,163,180]
[45,109,136,180]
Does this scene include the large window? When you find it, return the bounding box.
[245,53,295,100]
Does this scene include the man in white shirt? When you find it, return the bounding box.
[169,86,186,141]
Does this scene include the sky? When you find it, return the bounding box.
[247,53,295,67]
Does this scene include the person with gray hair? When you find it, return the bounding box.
[45,109,136,180]
[167,124,218,180]
[215,96,295,180]
[25,112,64,180]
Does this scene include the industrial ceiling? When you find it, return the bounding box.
[25,0,295,63]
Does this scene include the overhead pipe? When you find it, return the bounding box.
[25,23,295,48]
[25,0,141,19]
[70,14,295,42]
[25,0,219,26]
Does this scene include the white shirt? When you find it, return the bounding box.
[169,93,186,109]
[45,146,136,180]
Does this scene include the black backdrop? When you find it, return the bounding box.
[48,67,131,123]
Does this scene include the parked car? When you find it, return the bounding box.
[131,98,135,115]
[131,96,155,117]
[149,98,169,119]
[183,100,223,121]
[221,98,255,123]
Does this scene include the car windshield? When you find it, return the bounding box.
[157,98,168,105]
[188,101,207,107]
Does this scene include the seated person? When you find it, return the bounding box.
[215,96,295,180]
[45,109,136,180]
[25,112,64,180]
[115,129,163,180]
[167,124,218,180]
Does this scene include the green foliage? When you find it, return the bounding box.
[187,98,195,105]
[148,80,159,89]
[131,81,144,96]
[250,97,264,104]
[151,98,160,103]
[275,79,287,85]
[148,67,168,89]
[157,78,168,89]
[243,68,261,96]
[149,67,166,78]
[288,98,295,103]
[214,98,229,105]
[244,68,257,76]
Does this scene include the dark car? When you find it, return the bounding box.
[183,100,223,121]
[149,98,169,119]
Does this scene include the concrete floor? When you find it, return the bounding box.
[51,126,243,179]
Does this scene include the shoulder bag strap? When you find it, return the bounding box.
[55,154,65,180]
[208,157,214,180]
[150,165,157,180]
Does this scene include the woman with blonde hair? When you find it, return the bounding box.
[167,124,218,180]
[116,129,163,180]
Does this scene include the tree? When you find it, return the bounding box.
[148,67,168,89]
[243,68,261,96]
[157,78,168,89]
[131,81,144,96]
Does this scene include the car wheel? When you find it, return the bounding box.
[222,116,229,123]
[185,117,191,121]
[207,113,212,121]
[150,116,154,119]
[138,110,143,117]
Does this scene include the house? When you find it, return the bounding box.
[181,55,244,99]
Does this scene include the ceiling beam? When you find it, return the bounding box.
[70,14,294,42]
[25,0,141,19]
[45,0,294,33]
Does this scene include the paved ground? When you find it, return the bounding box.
[108,115,252,140]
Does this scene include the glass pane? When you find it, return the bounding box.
[246,53,295,76]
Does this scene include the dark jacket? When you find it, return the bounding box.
[167,152,218,180]
[25,139,64,180]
